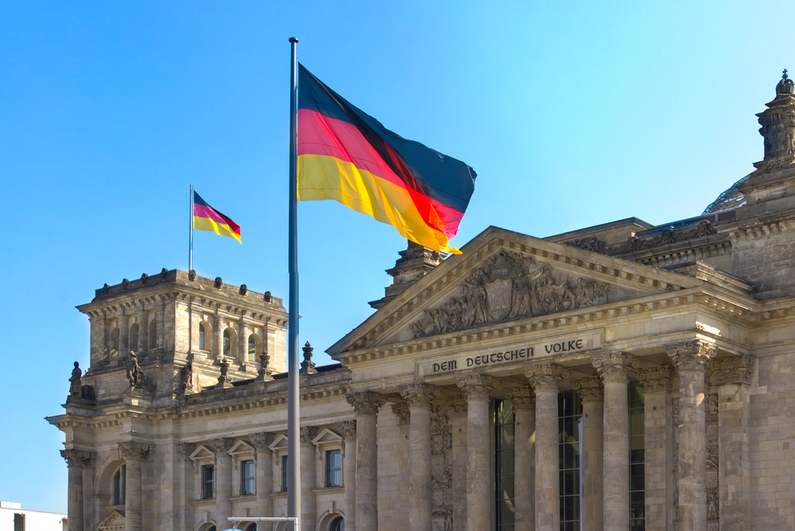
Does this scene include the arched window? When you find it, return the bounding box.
[110,328,120,358]
[245,524,257,531]
[223,330,231,357]
[148,319,157,351]
[199,324,207,351]
[248,336,256,362]
[112,464,126,505]
[129,324,139,352]
[330,516,344,531]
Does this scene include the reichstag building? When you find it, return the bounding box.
[49,72,795,530]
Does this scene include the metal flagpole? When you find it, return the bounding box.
[287,36,302,527]
[189,184,194,272]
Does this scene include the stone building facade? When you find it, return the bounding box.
[48,72,795,530]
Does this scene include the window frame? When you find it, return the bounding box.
[202,464,215,500]
[112,464,126,505]
[326,449,342,487]
[240,459,255,496]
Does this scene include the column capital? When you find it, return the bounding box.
[708,355,754,386]
[207,437,233,455]
[524,362,569,392]
[456,374,498,400]
[300,426,319,444]
[505,386,535,410]
[667,340,717,372]
[60,449,96,468]
[176,442,196,460]
[638,365,671,392]
[592,352,638,382]
[399,383,440,409]
[571,376,603,403]
[335,420,357,440]
[346,391,386,415]
[118,441,151,461]
[250,432,275,451]
[444,398,468,417]
[391,402,410,426]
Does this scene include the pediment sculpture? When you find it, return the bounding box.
[410,251,609,338]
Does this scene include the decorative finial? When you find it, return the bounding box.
[300,341,316,374]
[776,68,794,95]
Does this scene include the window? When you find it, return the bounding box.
[329,517,344,531]
[223,330,231,357]
[199,324,207,351]
[202,464,215,499]
[248,336,257,362]
[495,399,515,531]
[13,513,24,531]
[281,455,289,491]
[629,382,645,530]
[112,464,126,505]
[110,328,120,358]
[559,390,582,531]
[326,450,342,487]
[129,323,139,352]
[245,524,257,531]
[241,459,255,495]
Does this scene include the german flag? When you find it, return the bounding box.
[296,64,476,253]
[193,191,241,243]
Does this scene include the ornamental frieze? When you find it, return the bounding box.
[410,251,609,338]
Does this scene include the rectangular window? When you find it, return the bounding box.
[559,390,582,531]
[202,464,215,499]
[13,513,24,531]
[629,382,645,530]
[326,449,342,487]
[281,455,289,492]
[241,459,255,495]
[495,399,515,531]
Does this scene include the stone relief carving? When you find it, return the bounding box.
[410,251,609,338]
[672,397,679,522]
[709,355,754,386]
[431,404,453,531]
[609,220,718,256]
[705,387,720,523]
[565,238,607,253]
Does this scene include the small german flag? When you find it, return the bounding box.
[296,64,476,253]
[192,191,241,243]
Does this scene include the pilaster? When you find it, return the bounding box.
[176,443,196,531]
[208,437,233,525]
[119,442,151,531]
[336,421,357,531]
[300,427,319,530]
[347,391,386,531]
[61,449,95,531]
[251,433,275,524]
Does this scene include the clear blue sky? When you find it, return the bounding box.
[1,0,792,513]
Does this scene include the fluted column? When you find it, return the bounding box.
[347,391,386,530]
[176,443,196,531]
[214,314,224,359]
[300,427,319,530]
[668,340,717,530]
[456,374,498,531]
[525,363,569,531]
[572,377,603,531]
[390,402,411,530]
[399,383,440,531]
[638,366,672,531]
[61,449,94,531]
[506,387,535,531]
[251,433,275,524]
[336,421,357,531]
[710,355,754,531]
[209,438,233,524]
[446,400,467,531]
[592,352,637,531]
[119,442,151,531]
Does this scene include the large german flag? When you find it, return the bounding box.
[297,64,476,253]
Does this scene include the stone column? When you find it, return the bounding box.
[300,427,318,531]
[61,449,93,531]
[239,319,250,364]
[346,391,386,531]
[82,452,96,531]
[592,352,637,531]
[572,377,603,531]
[446,400,467,531]
[399,383,440,531]
[251,433,275,524]
[638,366,672,531]
[209,438,234,524]
[336,421,357,531]
[506,387,535,531]
[456,374,498,531]
[176,443,196,531]
[214,313,224,359]
[390,402,411,531]
[668,340,717,530]
[710,355,754,531]
[525,363,568,531]
[119,442,151,531]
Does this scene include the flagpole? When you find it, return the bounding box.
[189,184,194,272]
[287,36,301,527]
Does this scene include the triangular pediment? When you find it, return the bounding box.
[98,510,126,531]
[189,444,215,461]
[228,440,255,456]
[328,226,705,356]
[268,434,288,452]
[311,428,342,447]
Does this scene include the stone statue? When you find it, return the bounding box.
[69,362,82,397]
[178,359,193,395]
[125,351,147,389]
